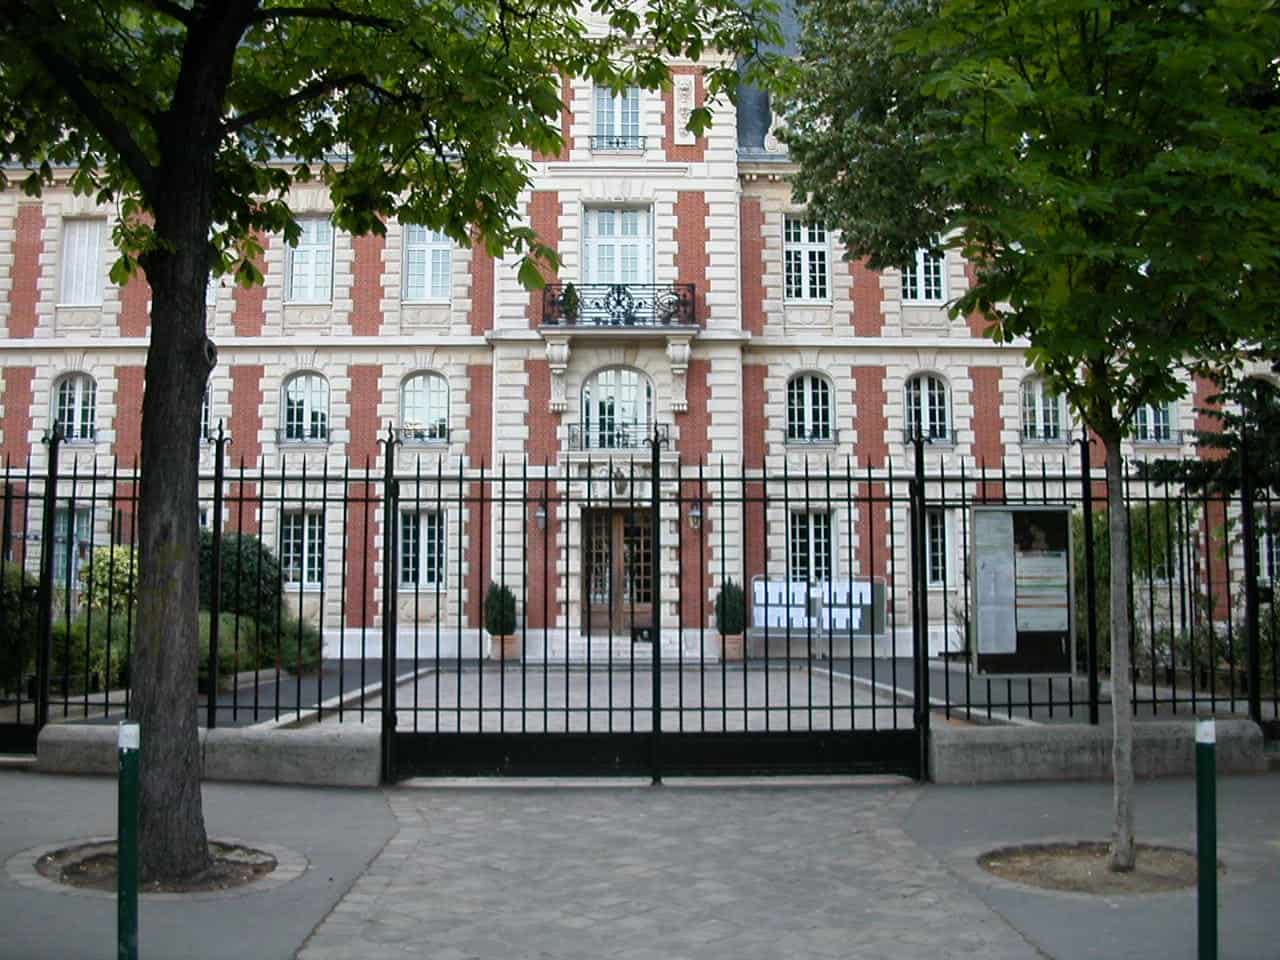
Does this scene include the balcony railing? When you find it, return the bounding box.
[588,134,647,152]
[568,422,672,451]
[542,283,696,328]
[398,423,450,445]
[902,427,958,446]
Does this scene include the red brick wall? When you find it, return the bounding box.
[963,261,992,337]
[1194,376,1226,462]
[119,271,150,337]
[676,193,710,325]
[739,198,765,336]
[743,364,767,469]
[344,482,378,628]
[465,483,494,630]
[526,482,561,628]
[525,192,559,327]
[849,259,884,336]
[969,367,1005,467]
[232,234,268,337]
[228,365,263,469]
[524,359,558,464]
[466,364,492,467]
[113,366,145,464]
[347,364,382,467]
[1,367,34,463]
[852,366,888,467]
[350,233,385,336]
[533,75,575,162]
[678,360,712,627]
[662,68,706,163]
[9,206,42,338]
[468,236,495,335]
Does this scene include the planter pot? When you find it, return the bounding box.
[721,633,744,662]
[489,633,521,661]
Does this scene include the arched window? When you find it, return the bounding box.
[400,372,449,443]
[905,373,951,442]
[787,374,832,442]
[54,373,97,442]
[1021,377,1065,442]
[581,367,653,449]
[282,372,329,442]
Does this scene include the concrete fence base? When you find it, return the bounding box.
[35,724,380,787]
[929,719,1266,784]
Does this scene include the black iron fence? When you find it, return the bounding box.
[1,426,1276,772]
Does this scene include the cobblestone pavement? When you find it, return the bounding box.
[298,784,1042,960]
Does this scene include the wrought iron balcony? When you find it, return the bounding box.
[902,427,958,446]
[588,134,647,152]
[542,283,696,328]
[568,422,672,451]
[397,423,450,445]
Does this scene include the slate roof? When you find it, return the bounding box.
[736,0,801,160]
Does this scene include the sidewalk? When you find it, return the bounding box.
[1,766,1275,959]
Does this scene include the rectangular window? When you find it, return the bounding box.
[584,208,652,285]
[402,225,452,301]
[286,217,334,303]
[783,217,829,301]
[52,507,93,586]
[788,512,832,584]
[903,249,946,303]
[60,220,105,306]
[1258,518,1278,584]
[400,511,445,587]
[926,509,948,587]
[593,86,642,150]
[1135,403,1174,442]
[281,511,325,588]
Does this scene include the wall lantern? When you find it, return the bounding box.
[688,500,704,530]
[534,498,548,531]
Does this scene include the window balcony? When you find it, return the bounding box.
[568,422,672,452]
[902,427,958,446]
[397,423,450,445]
[588,134,647,152]
[542,283,697,328]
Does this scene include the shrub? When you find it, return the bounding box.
[0,566,38,693]
[715,580,746,635]
[484,582,517,636]
[197,611,264,688]
[199,530,282,628]
[50,613,132,692]
[80,545,137,614]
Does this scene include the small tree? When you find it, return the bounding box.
[80,545,138,614]
[714,580,746,635]
[198,530,282,629]
[484,582,517,637]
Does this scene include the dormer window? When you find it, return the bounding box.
[592,86,643,151]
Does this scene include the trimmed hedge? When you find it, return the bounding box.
[199,530,282,627]
[0,566,39,693]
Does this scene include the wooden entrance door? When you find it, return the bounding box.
[582,509,653,635]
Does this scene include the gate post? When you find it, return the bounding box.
[207,422,228,730]
[379,426,401,782]
[1239,428,1262,726]
[909,433,930,780]
[650,425,663,785]
[1080,434,1101,725]
[35,422,62,733]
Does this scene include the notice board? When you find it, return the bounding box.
[971,505,1074,676]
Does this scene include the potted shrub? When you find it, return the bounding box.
[484,582,519,660]
[715,580,746,661]
[559,282,581,324]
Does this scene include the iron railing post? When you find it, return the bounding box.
[206,422,228,730]
[1080,434,1101,725]
[909,432,930,780]
[1240,427,1262,725]
[35,423,62,732]
[379,426,400,782]
[650,424,663,785]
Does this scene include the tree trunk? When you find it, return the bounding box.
[1104,432,1136,872]
[130,202,216,882]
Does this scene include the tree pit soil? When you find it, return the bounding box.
[36,840,277,893]
[979,842,1209,894]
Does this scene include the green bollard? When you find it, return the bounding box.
[118,722,139,960]
[1196,718,1217,960]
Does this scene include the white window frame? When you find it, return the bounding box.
[59,219,105,307]
[400,372,449,443]
[1258,516,1279,585]
[1021,377,1066,443]
[1134,402,1175,443]
[902,248,946,303]
[592,86,643,151]
[905,374,952,443]
[581,366,653,449]
[54,373,97,443]
[200,386,212,443]
[401,224,452,302]
[282,372,330,443]
[286,217,334,304]
[787,511,833,585]
[786,374,833,443]
[925,508,951,588]
[280,510,325,589]
[399,510,446,588]
[52,506,93,586]
[783,217,830,302]
[583,208,652,286]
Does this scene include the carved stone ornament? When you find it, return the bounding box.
[545,335,571,412]
[763,109,786,155]
[673,75,697,146]
[666,335,693,412]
